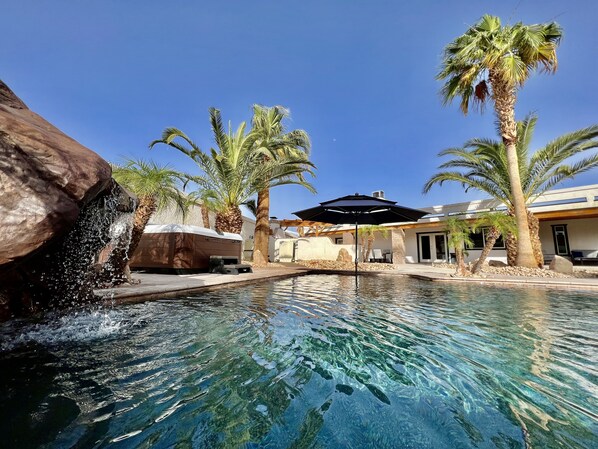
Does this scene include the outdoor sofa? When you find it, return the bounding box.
[571,250,598,265]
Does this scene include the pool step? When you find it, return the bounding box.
[222,264,253,275]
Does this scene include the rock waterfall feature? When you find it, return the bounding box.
[0,81,134,320]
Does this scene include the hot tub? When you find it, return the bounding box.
[129,224,243,273]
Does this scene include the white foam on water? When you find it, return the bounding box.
[0,309,127,351]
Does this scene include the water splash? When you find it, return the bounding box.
[0,309,127,352]
[36,182,135,309]
[94,205,136,285]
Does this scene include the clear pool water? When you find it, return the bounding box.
[0,275,596,448]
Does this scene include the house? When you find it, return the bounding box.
[274,184,598,265]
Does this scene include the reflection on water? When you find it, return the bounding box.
[0,275,596,448]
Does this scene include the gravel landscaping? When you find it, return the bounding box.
[432,262,598,279]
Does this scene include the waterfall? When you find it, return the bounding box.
[93,203,136,287]
[34,182,135,310]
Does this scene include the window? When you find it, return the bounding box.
[470,231,485,249]
[469,228,505,249]
[335,237,343,244]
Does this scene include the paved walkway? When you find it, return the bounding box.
[391,264,598,291]
[96,266,309,303]
[96,264,598,305]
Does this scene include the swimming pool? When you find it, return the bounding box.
[1,275,596,448]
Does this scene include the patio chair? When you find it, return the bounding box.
[370,249,384,263]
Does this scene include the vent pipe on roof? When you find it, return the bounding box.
[372,190,385,199]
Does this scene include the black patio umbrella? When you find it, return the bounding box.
[293,194,428,276]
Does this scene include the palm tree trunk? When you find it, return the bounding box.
[490,72,536,268]
[253,187,270,261]
[505,208,517,266]
[215,206,244,235]
[200,203,211,228]
[455,247,468,276]
[128,195,157,260]
[505,208,543,267]
[505,231,517,266]
[360,234,367,262]
[528,210,544,267]
[472,228,499,274]
[506,142,536,268]
[361,234,373,262]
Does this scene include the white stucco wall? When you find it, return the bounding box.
[371,232,392,252]
[403,228,420,263]
[274,237,360,262]
[462,249,507,263]
[539,218,598,254]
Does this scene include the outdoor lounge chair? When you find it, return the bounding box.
[370,249,384,263]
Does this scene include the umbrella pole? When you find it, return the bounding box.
[354,221,358,277]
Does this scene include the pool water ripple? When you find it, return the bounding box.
[0,274,597,448]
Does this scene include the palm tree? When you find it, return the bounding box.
[185,190,212,228]
[244,198,258,218]
[445,217,473,276]
[438,14,562,268]
[423,114,598,266]
[251,105,314,260]
[99,159,188,284]
[151,108,315,234]
[358,225,389,262]
[470,212,516,274]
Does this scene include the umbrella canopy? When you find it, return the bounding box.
[293,194,428,274]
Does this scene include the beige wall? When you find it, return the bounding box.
[150,204,209,228]
[539,218,598,254]
[274,237,359,262]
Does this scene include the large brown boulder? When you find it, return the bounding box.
[0,81,118,319]
[0,81,112,269]
[336,248,352,263]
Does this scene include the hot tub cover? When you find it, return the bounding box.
[144,224,243,241]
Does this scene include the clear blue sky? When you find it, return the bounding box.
[2,0,597,218]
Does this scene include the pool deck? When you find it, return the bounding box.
[96,264,598,303]
[96,266,310,304]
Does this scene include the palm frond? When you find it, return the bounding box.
[111,158,189,218]
[438,15,562,115]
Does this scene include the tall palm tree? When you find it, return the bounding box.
[99,159,188,285]
[251,105,314,260]
[438,14,562,267]
[423,114,598,265]
[470,212,516,274]
[151,108,315,234]
[445,217,473,276]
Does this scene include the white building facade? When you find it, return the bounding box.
[275,184,598,265]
